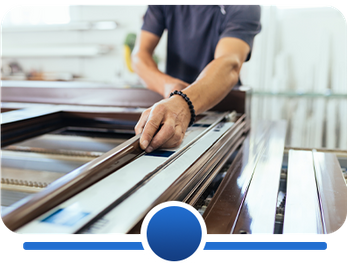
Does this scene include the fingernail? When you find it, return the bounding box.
[141,140,149,149]
[145,146,153,153]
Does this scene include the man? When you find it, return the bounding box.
[132,5,261,153]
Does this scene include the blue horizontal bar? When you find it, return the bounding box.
[21,238,329,252]
[204,238,329,252]
[22,238,143,252]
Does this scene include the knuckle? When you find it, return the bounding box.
[141,108,151,117]
[154,102,165,112]
[147,120,160,130]
[157,101,165,109]
[174,128,185,147]
[165,124,175,135]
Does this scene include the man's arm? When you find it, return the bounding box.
[132,30,189,98]
[182,37,249,115]
[135,37,250,152]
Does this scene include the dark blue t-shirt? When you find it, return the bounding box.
[141,5,261,84]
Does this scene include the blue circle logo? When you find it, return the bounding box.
[146,206,202,261]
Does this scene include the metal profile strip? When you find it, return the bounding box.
[186,135,246,206]
[203,146,244,233]
[283,150,323,234]
[232,121,287,234]
[1,111,64,147]
[312,151,347,234]
[183,122,246,205]
[202,121,271,234]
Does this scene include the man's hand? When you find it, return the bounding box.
[135,95,191,152]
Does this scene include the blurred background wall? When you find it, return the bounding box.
[1,5,347,150]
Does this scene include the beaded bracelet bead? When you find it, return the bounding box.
[169,90,196,127]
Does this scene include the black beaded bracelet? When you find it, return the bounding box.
[169,90,196,127]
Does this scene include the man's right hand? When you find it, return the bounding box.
[135,94,192,153]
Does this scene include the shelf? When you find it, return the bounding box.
[2,44,113,58]
[2,21,119,33]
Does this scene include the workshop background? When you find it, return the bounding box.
[1,5,347,150]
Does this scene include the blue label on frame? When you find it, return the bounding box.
[191,124,211,128]
[145,150,175,158]
[41,208,90,227]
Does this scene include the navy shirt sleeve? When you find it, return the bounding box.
[220,5,261,61]
[141,5,166,37]
[139,5,261,83]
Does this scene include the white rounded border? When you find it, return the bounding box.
[140,201,207,261]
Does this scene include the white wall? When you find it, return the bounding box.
[1,5,347,149]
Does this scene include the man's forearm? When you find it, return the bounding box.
[132,51,168,95]
[132,51,189,98]
[182,54,241,115]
